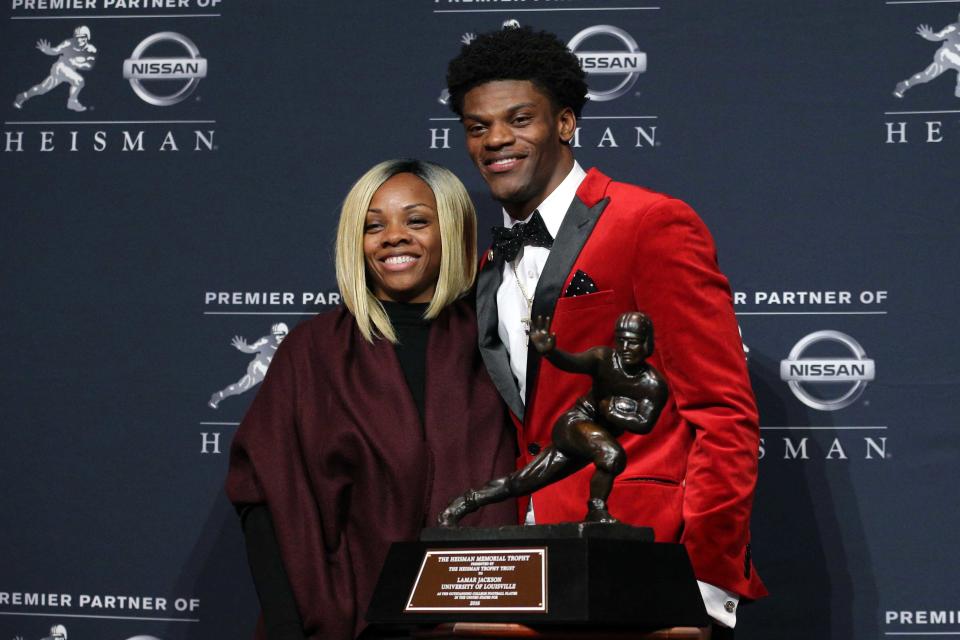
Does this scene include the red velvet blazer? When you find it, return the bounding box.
[475,168,767,600]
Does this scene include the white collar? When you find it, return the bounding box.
[502,161,587,238]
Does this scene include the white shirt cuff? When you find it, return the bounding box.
[697,580,739,628]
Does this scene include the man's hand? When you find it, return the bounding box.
[916,24,937,40]
[36,39,55,55]
[231,336,249,351]
[529,315,556,354]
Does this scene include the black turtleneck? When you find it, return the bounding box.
[380,300,431,422]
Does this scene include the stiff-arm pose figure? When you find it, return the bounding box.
[14,26,97,111]
[439,311,667,525]
[894,15,960,98]
[209,323,288,409]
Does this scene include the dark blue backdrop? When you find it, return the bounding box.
[2,1,958,639]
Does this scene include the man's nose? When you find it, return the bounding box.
[485,121,515,149]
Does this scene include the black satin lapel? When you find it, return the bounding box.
[476,255,525,421]
[524,196,611,409]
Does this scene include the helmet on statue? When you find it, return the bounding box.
[614,312,651,339]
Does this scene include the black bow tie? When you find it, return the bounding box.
[491,210,554,263]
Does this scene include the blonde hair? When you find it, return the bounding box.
[335,159,477,343]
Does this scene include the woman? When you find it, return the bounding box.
[226,159,518,640]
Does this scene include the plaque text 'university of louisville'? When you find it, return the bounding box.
[405,547,547,613]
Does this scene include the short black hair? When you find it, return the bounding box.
[446,26,588,118]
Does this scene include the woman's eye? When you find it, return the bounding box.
[364,223,382,233]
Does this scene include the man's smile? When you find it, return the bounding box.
[484,155,527,173]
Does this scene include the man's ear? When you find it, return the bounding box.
[558,107,577,143]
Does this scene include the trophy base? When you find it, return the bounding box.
[411,622,708,639]
[366,522,708,629]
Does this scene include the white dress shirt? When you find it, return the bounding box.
[493,161,740,628]
[496,161,587,401]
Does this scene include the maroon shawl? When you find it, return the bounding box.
[226,300,518,640]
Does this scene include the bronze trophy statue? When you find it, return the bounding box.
[439,311,668,526]
[366,311,710,630]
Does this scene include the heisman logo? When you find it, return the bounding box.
[568,25,647,102]
[893,12,960,98]
[38,625,67,640]
[13,26,97,112]
[780,330,876,411]
[208,323,288,409]
[123,32,207,106]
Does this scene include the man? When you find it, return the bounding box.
[893,13,960,98]
[208,323,288,409]
[14,26,96,112]
[439,311,668,525]
[446,25,767,634]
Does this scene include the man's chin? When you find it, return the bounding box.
[486,181,532,208]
